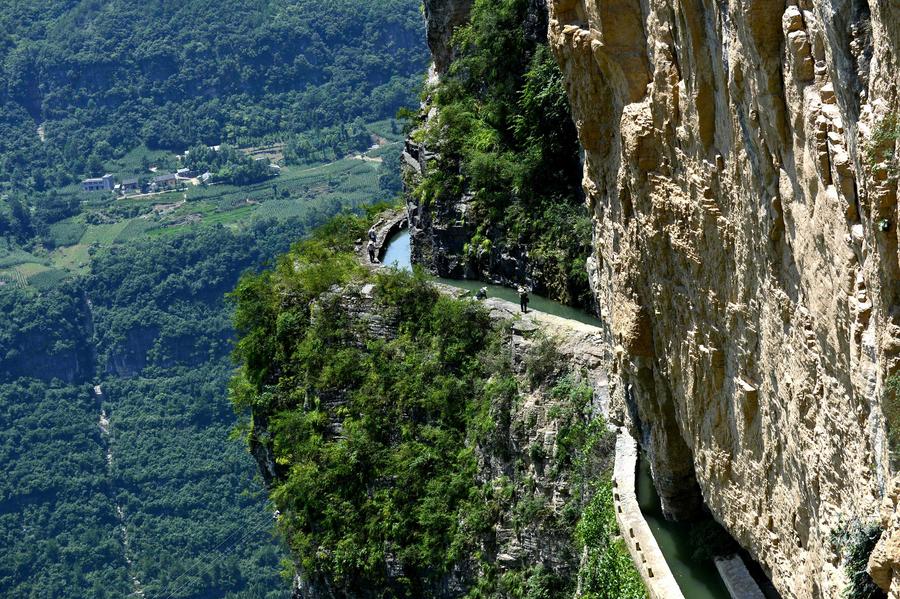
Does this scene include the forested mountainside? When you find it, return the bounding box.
[0,217,322,599]
[0,0,424,191]
[0,0,429,596]
[230,213,644,598]
[404,0,593,308]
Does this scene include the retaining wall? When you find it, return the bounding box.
[612,428,685,599]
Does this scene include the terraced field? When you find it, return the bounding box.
[3,131,399,289]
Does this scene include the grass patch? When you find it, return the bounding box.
[0,248,47,269]
[80,220,133,245]
[203,205,255,226]
[114,218,158,242]
[29,268,72,289]
[15,262,53,277]
[49,244,92,274]
[48,220,87,248]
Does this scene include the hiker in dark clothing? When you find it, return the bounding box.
[518,286,529,313]
[475,286,488,300]
[367,240,376,263]
[368,226,377,242]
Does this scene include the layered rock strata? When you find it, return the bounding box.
[547,0,900,597]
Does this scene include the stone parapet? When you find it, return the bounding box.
[612,428,684,599]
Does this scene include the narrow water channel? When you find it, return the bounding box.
[382,228,775,599]
[381,230,602,326]
[636,456,731,598]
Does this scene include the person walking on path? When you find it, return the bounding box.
[518,285,529,313]
[368,226,377,242]
[367,239,377,263]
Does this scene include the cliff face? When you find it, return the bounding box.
[423,0,474,75]
[546,1,900,597]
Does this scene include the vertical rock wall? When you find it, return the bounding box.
[423,0,474,75]
[547,1,900,597]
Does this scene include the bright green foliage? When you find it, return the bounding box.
[232,218,503,592]
[577,481,647,599]
[417,0,591,306]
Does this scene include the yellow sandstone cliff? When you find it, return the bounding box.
[546,1,899,597]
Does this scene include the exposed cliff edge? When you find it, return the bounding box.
[546,0,900,597]
[233,212,645,598]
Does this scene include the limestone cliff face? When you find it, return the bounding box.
[547,1,900,597]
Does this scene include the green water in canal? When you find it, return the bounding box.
[382,230,602,326]
[636,457,732,598]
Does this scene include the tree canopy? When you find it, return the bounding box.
[0,0,428,190]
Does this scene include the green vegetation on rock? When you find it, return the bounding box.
[230,212,644,597]
[835,520,887,599]
[412,0,591,306]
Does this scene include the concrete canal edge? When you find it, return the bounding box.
[612,427,685,599]
[715,555,768,599]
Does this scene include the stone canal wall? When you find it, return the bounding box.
[612,428,684,599]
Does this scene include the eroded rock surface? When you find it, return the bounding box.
[547,1,900,597]
[423,0,473,75]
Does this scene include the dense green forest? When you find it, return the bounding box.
[0,1,427,594]
[229,213,643,597]
[0,210,370,598]
[411,0,592,306]
[0,0,427,191]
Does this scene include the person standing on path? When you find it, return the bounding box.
[367,240,377,263]
[518,285,529,313]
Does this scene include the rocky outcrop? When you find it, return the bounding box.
[403,138,535,290]
[423,0,473,75]
[276,288,613,597]
[547,1,900,597]
[255,221,617,597]
[869,475,900,596]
